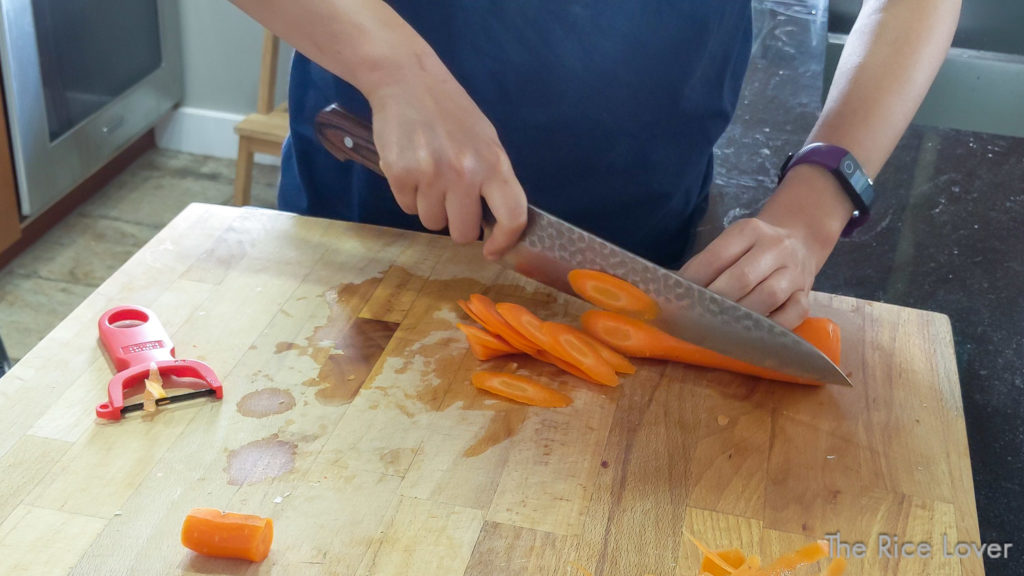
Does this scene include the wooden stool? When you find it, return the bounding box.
[233,30,289,206]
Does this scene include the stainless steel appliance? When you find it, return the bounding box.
[0,0,182,217]
[825,0,1024,138]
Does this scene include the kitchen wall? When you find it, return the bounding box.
[155,0,294,163]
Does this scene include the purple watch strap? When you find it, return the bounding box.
[778,143,874,236]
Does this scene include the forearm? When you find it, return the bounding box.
[760,0,961,265]
[229,0,443,99]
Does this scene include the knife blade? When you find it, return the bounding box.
[314,104,853,387]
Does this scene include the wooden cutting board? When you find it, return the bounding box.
[0,204,982,575]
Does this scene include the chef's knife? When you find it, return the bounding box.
[314,104,852,387]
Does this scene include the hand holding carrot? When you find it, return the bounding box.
[680,165,854,329]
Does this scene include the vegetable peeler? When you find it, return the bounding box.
[97,305,223,420]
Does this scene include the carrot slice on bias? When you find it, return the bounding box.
[533,349,602,384]
[457,299,487,326]
[457,323,517,353]
[457,323,519,361]
[467,294,541,355]
[581,310,840,386]
[568,269,660,320]
[471,371,572,407]
[494,302,552,350]
[567,326,636,374]
[542,322,619,387]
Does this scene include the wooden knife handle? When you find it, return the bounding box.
[314,104,384,177]
[313,103,498,229]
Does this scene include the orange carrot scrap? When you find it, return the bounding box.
[821,557,848,576]
[700,548,746,576]
[471,371,571,408]
[568,269,660,320]
[180,508,273,562]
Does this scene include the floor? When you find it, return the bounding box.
[0,149,280,364]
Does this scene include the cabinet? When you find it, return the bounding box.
[0,80,19,254]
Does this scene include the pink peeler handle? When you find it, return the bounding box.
[96,305,223,420]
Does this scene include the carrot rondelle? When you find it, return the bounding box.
[567,269,660,320]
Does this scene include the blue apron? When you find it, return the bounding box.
[280,2,752,268]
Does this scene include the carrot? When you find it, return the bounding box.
[495,302,636,375]
[793,316,841,367]
[567,269,659,320]
[533,349,602,384]
[567,326,636,374]
[467,294,541,355]
[180,508,273,562]
[759,540,830,575]
[456,323,519,361]
[495,302,552,350]
[700,548,746,576]
[820,557,848,576]
[580,310,840,386]
[472,371,572,407]
[457,299,488,326]
[542,322,619,387]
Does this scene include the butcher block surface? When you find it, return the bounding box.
[0,204,981,575]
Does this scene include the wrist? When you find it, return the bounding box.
[758,163,855,271]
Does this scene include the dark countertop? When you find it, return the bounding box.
[700,2,1023,574]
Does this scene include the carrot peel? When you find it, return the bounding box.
[181,507,273,562]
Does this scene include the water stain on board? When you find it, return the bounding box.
[236,387,296,418]
[276,265,579,458]
[274,277,399,407]
[225,434,297,486]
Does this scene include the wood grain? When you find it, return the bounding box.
[0,204,984,575]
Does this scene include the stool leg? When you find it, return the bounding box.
[233,138,254,206]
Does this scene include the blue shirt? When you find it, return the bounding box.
[280,2,752,268]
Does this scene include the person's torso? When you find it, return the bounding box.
[282,1,752,268]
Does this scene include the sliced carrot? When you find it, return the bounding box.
[467,294,541,355]
[567,326,636,374]
[181,508,273,562]
[472,371,572,407]
[542,322,619,387]
[580,310,840,386]
[457,299,488,326]
[533,349,602,384]
[568,269,660,320]
[457,323,519,360]
[701,548,746,576]
[495,302,552,350]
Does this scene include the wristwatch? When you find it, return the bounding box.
[778,143,875,236]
